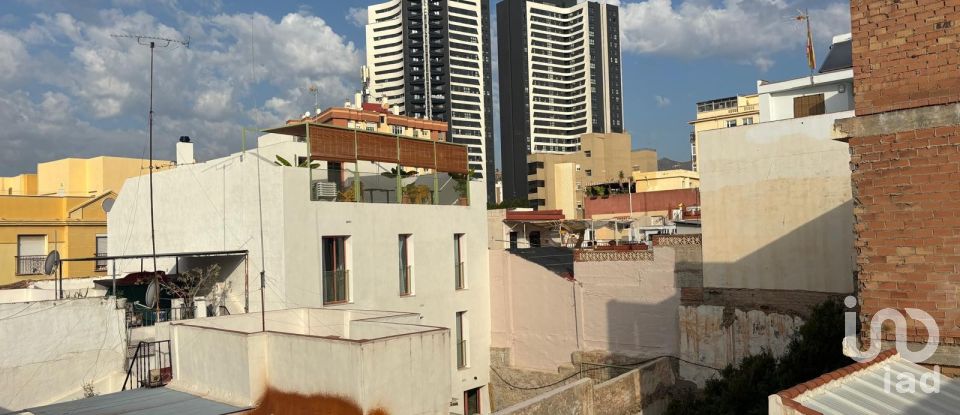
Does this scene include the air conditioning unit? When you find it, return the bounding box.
[313,181,338,201]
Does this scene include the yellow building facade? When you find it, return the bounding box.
[689,94,759,171]
[0,156,171,286]
[527,133,657,219]
[632,169,700,192]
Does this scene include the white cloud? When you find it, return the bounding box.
[620,0,850,70]
[346,7,367,28]
[0,31,27,83]
[654,95,671,107]
[0,8,361,175]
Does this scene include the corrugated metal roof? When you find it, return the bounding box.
[784,354,960,415]
[5,388,248,415]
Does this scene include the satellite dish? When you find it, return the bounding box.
[102,197,115,213]
[44,250,60,276]
[145,279,159,308]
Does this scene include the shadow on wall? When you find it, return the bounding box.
[679,201,856,386]
[244,388,388,415]
[701,200,856,294]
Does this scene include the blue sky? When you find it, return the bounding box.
[0,0,851,176]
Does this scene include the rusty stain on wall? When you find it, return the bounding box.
[245,387,389,415]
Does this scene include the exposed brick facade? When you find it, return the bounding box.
[849,125,960,343]
[851,0,960,115]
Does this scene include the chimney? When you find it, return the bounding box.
[354,92,362,108]
[177,136,195,165]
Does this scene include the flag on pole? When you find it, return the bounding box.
[796,10,816,71]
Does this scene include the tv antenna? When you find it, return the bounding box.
[111,34,190,309]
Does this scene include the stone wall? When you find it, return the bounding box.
[493,379,594,415]
[491,348,677,415]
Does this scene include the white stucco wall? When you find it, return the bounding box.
[490,248,679,371]
[0,297,126,411]
[757,69,854,122]
[698,111,855,292]
[108,138,492,413]
[169,310,451,414]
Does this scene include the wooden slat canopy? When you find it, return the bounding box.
[262,123,469,174]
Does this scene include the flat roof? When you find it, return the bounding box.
[4,387,248,415]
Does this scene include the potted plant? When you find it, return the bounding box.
[381,167,419,186]
[594,186,608,199]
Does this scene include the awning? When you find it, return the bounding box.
[5,387,250,415]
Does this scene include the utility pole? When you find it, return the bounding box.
[112,34,189,310]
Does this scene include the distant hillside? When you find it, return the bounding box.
[658,158,693,171]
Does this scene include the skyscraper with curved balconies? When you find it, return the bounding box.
[497,0,624,202]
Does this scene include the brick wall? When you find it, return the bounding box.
[851,0,960,115]
[849,125,960,343]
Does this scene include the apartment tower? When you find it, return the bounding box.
[365,0,496,202]
[497,0,624,201]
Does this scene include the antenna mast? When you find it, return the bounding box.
[111,34,189,310]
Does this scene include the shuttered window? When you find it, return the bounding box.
[794,94,826,118]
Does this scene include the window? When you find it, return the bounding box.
[399,234,412,296]
[322,236,349,304]
[16,235,46,276]
[392,125,404,135]
[743,117,754,125]
[527,161,544,175]
[793,94,826,118]
[585,169,592,177]
[454,234,465,289]
[725,119,737,128]
[584,150,592,157]
[456,311,468,368]
[95,235,108,272]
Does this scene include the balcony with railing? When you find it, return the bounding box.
[323,269,350,304]
[15,255,45,276]
[126,303,197,328]
[264,122,474,207]
[457,339,467,369]
[94,252,108,272]
[455,261,466,289]
[399,265,412,296]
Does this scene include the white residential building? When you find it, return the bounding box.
[497,0,625,201]
[365,0,497,202]
[757,33,854,122]
[108,131,492,414]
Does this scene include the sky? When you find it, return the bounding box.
[0,0,851,176]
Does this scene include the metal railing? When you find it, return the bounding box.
[323,269,350,304]
[400,265,412,296]
[123,340,173,390]
[455,261,466,290]
[309,168,469,206]
[94,252,108,272]
[15,255,45,276]
[457,339,468,369]
[126,304,196,328]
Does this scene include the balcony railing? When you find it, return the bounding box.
[95,252,108,272]
[455,261,466,290]
[310,168,469,206]
[323,270,350,304]
[126,304,196,328]
[400,265,412,296]
[15,255,45,276]
[457,339,468,368]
